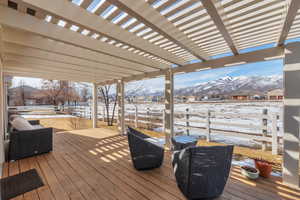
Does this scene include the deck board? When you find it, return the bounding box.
[3,128,300,200]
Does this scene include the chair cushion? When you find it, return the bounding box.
[144,138,165,148]
[9,114,20,121]
[11,117,34,131]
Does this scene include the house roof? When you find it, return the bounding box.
[0,0,299,84]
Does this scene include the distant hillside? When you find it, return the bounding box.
[137,75,283,97]
[8,85,40,95]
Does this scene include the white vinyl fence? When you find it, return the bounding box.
[70,105,282,155]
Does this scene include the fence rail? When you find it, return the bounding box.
[68,105,281,155]
[10,105,282,155]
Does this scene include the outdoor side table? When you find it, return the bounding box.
[171,135,198,151]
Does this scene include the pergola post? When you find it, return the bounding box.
[0,57,5,170]
[117,80,125,135]
[164,69,174,148]
[92,83,98,128]
[283,42,300,188]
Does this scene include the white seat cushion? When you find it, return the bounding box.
[11,117,34,131]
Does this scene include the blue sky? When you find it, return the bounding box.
[124,58,283,93]
[12,58,283,91]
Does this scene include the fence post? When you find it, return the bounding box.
[103,105,106,122]
[206,110,211,142]
[162,109,165,133]
[147,108,150,130]
[262,109,268,151]
[186,108,190,136]
[271,114,279,155]
[135,106,138,128]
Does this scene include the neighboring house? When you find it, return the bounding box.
[267,89,283,100]
[231,93,252,100]
[187,96,197,103]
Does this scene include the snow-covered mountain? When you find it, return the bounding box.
[144,75,283,97]
[176,75,283,96]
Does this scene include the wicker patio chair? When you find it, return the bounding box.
[172,145,234,199]
[127,126,164,170]
[171,136,198,151]
[9,120,53,161]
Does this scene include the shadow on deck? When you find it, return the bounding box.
[2,128,300,200]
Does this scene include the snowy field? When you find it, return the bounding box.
[15,101,283,148]
[125,101,283,148]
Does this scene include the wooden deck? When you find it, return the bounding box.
[2,128,300,200]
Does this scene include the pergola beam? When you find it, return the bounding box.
[2,27,153,73]
[0,6,168,70]
[3,66,106,82]
[277,0,300,46]
[3,42,145,76]
[3,54,128,78]
[106,0,210,61]
[97,46,284,85]
[3,59,119,80]
[3,69,96,83]
[23,0,186,66]
[201,0,239,55]
[4,50,132,75]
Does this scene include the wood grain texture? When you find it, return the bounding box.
[2,128,300,200]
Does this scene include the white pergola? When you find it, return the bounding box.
[0,0,300,188]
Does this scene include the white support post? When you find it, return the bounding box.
[0,26,5,173]
[262,109,268,151]
[134,105,138,128]
[164,70,174,147]
[92,83,98,128]
[283,42,300,188]
[206,110,211,142]
[117,80,125,135]
[272,114,279,155]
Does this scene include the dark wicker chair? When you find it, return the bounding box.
[127,127,164,170]
[172,145,234,200]
[9,120,53,161]
[171,136,198,151]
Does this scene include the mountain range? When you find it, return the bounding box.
[140,75,283,97]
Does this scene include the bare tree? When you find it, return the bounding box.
[40,80,80,107]
[98,81,145,126]
[79,83,91,102]
[98,85,117,126]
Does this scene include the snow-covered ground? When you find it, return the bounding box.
[125,101,283,148]
[16,101,283,148]
[22,114,74,119]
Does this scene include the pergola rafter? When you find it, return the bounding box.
[105,0,210,61]
[0,6,169,71]
[2,28,150,74]
[3,54,128,78]
[201,0,239,55]
[22,0,186,66]
[277,0,300,46]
